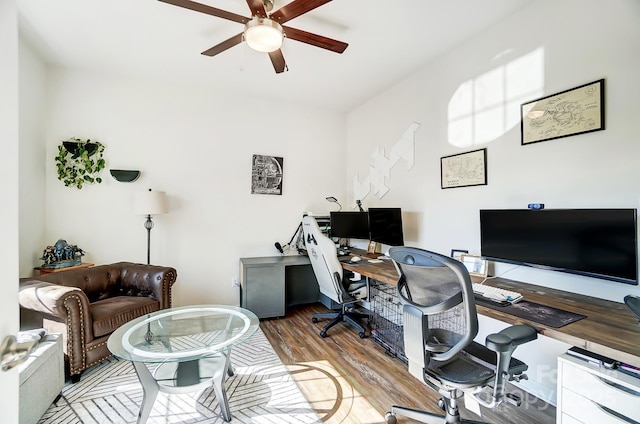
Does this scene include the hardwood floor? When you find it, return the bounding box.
[260,303,555,424]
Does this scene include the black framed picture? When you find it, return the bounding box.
[451,249,469,261]
[440,148,487,189]
[251,154,283,195]
[521,79,605,145]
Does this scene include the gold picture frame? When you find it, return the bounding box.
[460,254,488,278]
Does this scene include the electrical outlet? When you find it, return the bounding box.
[232,277,240,287]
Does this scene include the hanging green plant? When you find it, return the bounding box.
[55,137,106,189]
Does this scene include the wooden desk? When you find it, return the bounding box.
[479,278,640,368]
[34,262,94,275]
[342,260,399,285]
[341,251,640,368]
[341,248,399,285]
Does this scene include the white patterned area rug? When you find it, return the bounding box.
[38,329,318,424]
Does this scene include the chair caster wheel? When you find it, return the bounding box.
[385,412,397,424]
[320,330,327,338]
[359,331,366,339]
[311,317,318,323]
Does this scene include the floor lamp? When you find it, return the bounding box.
[134,189,168,265]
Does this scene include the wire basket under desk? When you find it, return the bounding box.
[369,281,407,363]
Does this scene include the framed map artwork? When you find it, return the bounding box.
[521,79,605,145]
[440,148,487,189]
[251,154,283,195]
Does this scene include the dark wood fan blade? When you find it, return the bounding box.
[201,33,244,56]
[283,26,347,53]
[268,49,288,73]
[270,0,331,24]
[246,0,267,17]
[159,0,249,24]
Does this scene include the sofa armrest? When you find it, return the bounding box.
[116,263,177,309]
[19,279,89,320]
[19,279,95,375]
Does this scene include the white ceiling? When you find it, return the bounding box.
[17,0,530,112]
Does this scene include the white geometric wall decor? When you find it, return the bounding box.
[353,122,419,200]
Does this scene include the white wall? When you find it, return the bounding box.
[19,38,47,277]
[36,68,346,306]
[346,0,640,405]
[347,0,640,301]
[1,0,21,420]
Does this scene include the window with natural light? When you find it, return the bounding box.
[448,47,545,147]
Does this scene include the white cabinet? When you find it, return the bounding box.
[557,353,640,424]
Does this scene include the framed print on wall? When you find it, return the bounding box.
[251,154,283,195]
[440,148,487,189]
[521,79,605,145]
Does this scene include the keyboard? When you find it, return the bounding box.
[472,283,523,306]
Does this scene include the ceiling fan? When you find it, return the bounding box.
[159,0,348,73]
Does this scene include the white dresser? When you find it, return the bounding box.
[557,353,640,423]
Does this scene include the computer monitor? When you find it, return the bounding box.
[330,211,369,241]
[480,208,638,285]
[368,208,404,246]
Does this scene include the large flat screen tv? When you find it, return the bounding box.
[330,211,369,240]
[480,209,638,285]
[369,208,404,246]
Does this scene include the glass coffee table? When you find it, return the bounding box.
[108,305,259,423]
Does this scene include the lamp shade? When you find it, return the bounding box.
[134,189,168,215]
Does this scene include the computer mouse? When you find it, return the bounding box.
[351,256,361,262]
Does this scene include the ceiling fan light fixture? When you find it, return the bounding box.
[244,17,284,53]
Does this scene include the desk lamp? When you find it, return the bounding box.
[133,189,168,264]
[326,196,342,211]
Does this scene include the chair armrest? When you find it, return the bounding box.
[486,325,537,352]
[117,263,177,309]
[484,324,537,405]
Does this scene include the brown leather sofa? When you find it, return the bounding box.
[18,262,177,380]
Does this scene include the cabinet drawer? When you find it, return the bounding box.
[560,413,583,424]
[243,265,285,318]
[562,361,640,422]
[561,388,631,424]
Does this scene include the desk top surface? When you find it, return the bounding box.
[340,249,640,368]
[481,278,640,368]
[341,255,400,285]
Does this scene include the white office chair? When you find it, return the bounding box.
[302,215,369,338]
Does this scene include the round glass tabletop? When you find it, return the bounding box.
[107,305,259,363]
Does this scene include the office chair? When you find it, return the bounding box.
[625,294,640,323]
[302,215,369,338]
[385,247,537,424]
